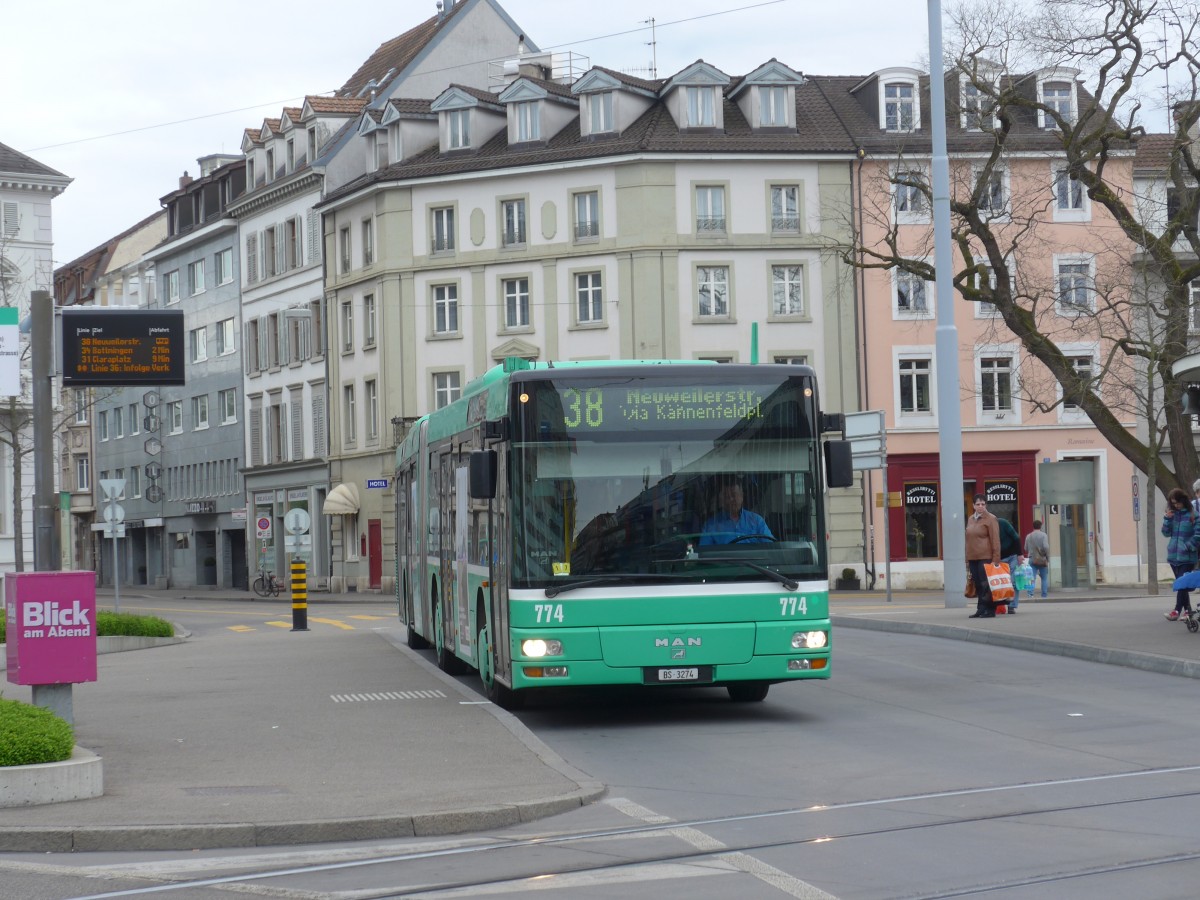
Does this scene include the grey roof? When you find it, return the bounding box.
[0,141,67,179]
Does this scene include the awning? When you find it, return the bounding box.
[322,482,360,515]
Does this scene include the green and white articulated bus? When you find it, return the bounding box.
[395,358,853,708]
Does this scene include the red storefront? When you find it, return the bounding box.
[885,451,1039,562]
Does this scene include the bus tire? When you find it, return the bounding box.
[435,599,467,675]
[727,681,770,702]
[404,576,429,650]
[477,619,525,710]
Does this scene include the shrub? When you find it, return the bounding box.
[0,698,73,767]
[0,610,173,643]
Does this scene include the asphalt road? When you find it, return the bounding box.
[6,608,1200,899]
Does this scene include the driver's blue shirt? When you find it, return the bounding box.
[699,509,773,545]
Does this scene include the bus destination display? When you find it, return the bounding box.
[61,309,185,386]
[536,382,785,432]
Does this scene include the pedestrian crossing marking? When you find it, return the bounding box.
[227,625,255,632]
[331,690,447,703]
[266,621,292,628]
[310,617,354,630]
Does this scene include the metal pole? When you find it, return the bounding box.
[112,503,120,613]
[291,559,309,631]
[31,290,59,573]
[928,0,967,608]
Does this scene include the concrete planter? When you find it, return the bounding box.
[0,747,103,808]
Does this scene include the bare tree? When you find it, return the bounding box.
[844,0,1200,503]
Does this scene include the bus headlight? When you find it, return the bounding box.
[521,639,564,658]
[791,630,828,650]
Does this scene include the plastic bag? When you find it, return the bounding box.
[985,562,1014,601]
[1014,562,1034,591]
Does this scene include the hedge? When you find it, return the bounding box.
[0,698,73,767]
[0,609,173,644]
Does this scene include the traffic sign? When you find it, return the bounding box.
[284,508,311,535]
[256,516,273,540]
[99,478,126,500]
[103,503,125,524]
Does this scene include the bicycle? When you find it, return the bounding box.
[252,569,282,597]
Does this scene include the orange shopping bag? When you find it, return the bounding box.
[985,563,1014,601]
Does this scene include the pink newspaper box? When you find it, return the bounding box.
[5,571,97,686]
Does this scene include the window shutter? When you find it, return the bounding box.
[276,402,288,462]
[258,321,269,371]
[312,392,326,457]
[275,225,286,276]
[249,402,262,466]
[245,233,258,284]
[290,400,304,461]
[2,202,18,236]
[308,208,320,263]
[278,318,290,366]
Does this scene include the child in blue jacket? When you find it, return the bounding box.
[1162,487,1200,620]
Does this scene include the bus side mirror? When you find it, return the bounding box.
[469,450,497,499]
[824,440,853,488]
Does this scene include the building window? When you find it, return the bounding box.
[263,225,280,278]
[1190,280,1200,332]
[363,294,376,346]
[759,85,788,126]
[365,378,379,440]
[216,247,233,285]
[896,269,929,314]
[696,186,726,233]
[980,356,1014,413]
[75,455,90,492]
[287,311,310,362]
[515,101,540,142]
[448,109,470,149]
[168,400,183,434]
[165,270,180,303]
[128,402,139,435]
[884,82,915,131]
[308,126,319,160]
[503,277,530,329]
[1041,81,1073,128]
[574,191,599,240]
[434,372,461,409]
[904,482,940,558]
[192,395,209,430]
[98,410,108,441]
[73,389,88,424]
[343,384,356,445]
[339,226,351,273]
[686,86,716,127]
[189,326,207,363]
[129,466,141,498]
[361,218,374,266]
[576,271,603,323]
[286,137,295,171]
[1056,258,1093,312]
[286,217,302,269]
[771,185,800,233]
[340,300,354,352]
[774,355,808,365]
[112,407,123,438]
[697,266,729,318]
[589,91,613,133]
[894,169,928,218]
[216,317,236,355]
[219,388,237,424]
[976,167,1007,215]
[502,199,526,247]
[189,260,205,295]
[265,148,275,181]
[1054,166,1085,212]
[432,206,455,253]
[433,284,459,334]
[1063,355,1093,411]
[899,357,932,414]
[771,265,804,316]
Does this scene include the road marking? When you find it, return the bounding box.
[266,621,292,629]
[331,690,447,702]
[349,614,389,620]
[226,625,255,632]
[606,798,837,899]
[310,617,355,630]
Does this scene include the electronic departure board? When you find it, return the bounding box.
[60,309,185,386]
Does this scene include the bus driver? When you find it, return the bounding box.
[700,481,774,545]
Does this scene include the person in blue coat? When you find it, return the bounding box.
[1162,487,1200,620]
[700,481,773,545]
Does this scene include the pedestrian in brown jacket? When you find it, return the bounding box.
[965,493,1001,618]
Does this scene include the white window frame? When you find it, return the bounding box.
[1055,254,1095,314]
[340,300,354,352]
[976,346,1020,423]
[448,108,470,149]
[361,218,374,267]
[501,198,527,247]
[433,371,461,410]
[883,81,918,132]
[189,260,205,295]
[893,265,932,318]
[73,389,88,424]
[696,265,730,319]
[339,226,351,273]
[770,264,805,318]
[128,403,139,434]
[894,347,937,427]
[515,100,540,142]
[686,86,716,127]
[1052,163,1089,221]
[770,184,800,233]
[1056,344,1097,422]
[588,91,613,134]
[1039,79,1075,129]
[165,270,180,304]
[432,284,459,335]
[695,185,726,234]
[575,271,604,324]
[219,388,237,425]
[189,326,208,363]
[363,293,376,346]
[168,400,183,435]
[1190,279,1200,333]
[343,383,357,446]
[974,165,1009,219]
[893,167,929,223]
[970,255,1014,319]
[75,455,89,491]
[432,206,455,253]
[216,247,234,285]
[216,317,236,355]
[192,395,209,430]
[503,277,530,330]
[759,85,789,127]
[365,378,379,440]
[573,190,600,241]
[98,410,108,441]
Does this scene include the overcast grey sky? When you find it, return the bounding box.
[5,0,939,265]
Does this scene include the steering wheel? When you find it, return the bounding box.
[729,533,776,544]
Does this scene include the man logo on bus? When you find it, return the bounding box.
[656,637,702,647]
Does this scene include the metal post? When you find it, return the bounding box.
[291,560,308,631]
[112,501,120,613]
[928,0,967,608]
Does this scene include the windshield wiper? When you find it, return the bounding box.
[544,573,662,598]
[688,557,799,591]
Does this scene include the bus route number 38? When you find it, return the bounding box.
[779,596,808,617]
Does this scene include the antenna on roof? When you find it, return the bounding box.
[642,18,657,80]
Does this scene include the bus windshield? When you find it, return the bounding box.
[509,371,827,590]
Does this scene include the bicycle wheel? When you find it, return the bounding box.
[252,574,270,597]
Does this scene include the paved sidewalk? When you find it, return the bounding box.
[2,582,1196,853]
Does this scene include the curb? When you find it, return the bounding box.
[832,615,1200,680]
[0,747,103,811]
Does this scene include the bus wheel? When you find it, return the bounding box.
[477,621,524,710]
[727,681,770,702]
[404,579,429,650]
[435,602,467,675]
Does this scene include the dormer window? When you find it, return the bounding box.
[286,138,295,172]
[265,148,275,182]
[960,79,996,130]
[686,86,717,127]
[307,126,318,161]
[589,91,613,133]
[759,86,788,127]
[1040,81,1074,129]
[373,131,389,170]
[449,109,470,149]
[515,101,540,142]
[884,82,916,131]
[247,158,256,187]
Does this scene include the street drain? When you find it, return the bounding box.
[330,690,448,703]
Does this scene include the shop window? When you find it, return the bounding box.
[904,482,940,558]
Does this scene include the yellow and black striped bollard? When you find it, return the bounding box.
[291,561,309,632]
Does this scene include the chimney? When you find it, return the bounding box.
[179,171,194,190]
